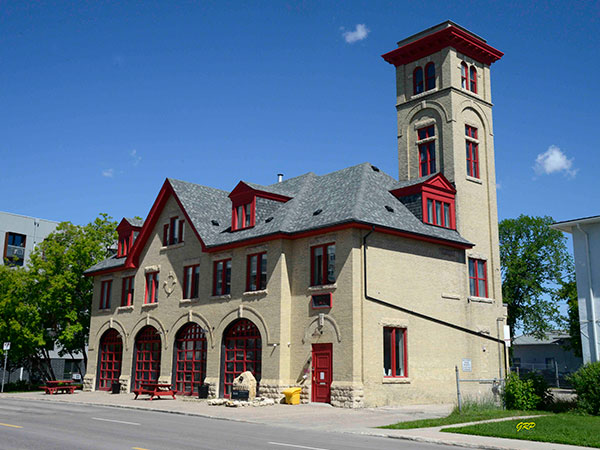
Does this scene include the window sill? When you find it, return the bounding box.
[211,294,231,300]
[466,175,482,184]
[410,87,438,100]
[141,302,158,309]
[117,305,134,311]
[160,242,185,252]
[468,296,494,304]
[383,377,411,384]
[243,289,268,297]
[179,298,199,304]
[97,308,112,313]
[441,293,461,301]
[308,284,337,293]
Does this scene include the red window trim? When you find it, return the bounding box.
[100,280,112,310]
[121,276,134,307]
[183,264,200,299]
[461,62,468,89]
[417,125,436,177]
[384,327,408,378]
[231,197,256,231]
[310,293,332,309]
[413,66,424,95]
[310,243,335,287]
[144,271,159,304]
[422,187,456,230]
[425,62,435,91]
[246,252,267,292]
[212,259,231,296]
[469,66,477,93]
[469,258,488,297]
[465,125,480,178]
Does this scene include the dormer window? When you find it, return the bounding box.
[234,202,253,230]
[116,218,143,258]
[229,181,291,232]
[163,216,184,246]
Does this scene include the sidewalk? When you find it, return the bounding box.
[1,391,590,450]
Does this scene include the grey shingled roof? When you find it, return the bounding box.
[170,162,471,248]
[85,254,125,273]
[513,331,571,346]
[125,217,144,227]
[86,163,471,274]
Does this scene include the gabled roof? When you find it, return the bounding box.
[85,163,472,275]
[390,172,456,197]
[513,331,571,346]
[124,217,144,228]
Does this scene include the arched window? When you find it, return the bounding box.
[425,63,435,91]
[222,319,262,398]
[174,323,207,396]
[417,125,436,176]
[133,326,161,390]
[469,66,477,93]
[413,67,424,95]
[460,62,468,89]
[98,329,123,391]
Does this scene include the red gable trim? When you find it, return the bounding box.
[123,179,208,269]
[390,173,456,198]
[382,25,503,67]
[229,181,292,203]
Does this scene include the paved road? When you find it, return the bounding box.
[0,398,456,450]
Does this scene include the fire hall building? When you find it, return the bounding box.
[84,21,508,407]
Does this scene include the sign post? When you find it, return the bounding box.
[2,342,10,393]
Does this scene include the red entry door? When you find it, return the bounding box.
[311,343,332,403]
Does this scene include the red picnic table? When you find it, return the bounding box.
[41,380,77,395]
[133,383,176,400]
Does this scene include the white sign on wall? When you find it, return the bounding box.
[3,342,10,351]
[504,325,512,348]
[462,358,472,372]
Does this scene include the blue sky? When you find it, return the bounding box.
[2,1,599,227]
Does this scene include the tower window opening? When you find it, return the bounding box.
[425,63,435,91]
[413,67,424,95]
[417,125,436,177]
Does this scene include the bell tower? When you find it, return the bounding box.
[382,21,504,302]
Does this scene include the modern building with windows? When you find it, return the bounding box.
[83,21,508,407]
[1,211,59,267]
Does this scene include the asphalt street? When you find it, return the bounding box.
[0,398,457,450]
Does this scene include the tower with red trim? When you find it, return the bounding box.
[383,21,504,306]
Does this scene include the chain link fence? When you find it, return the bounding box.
[510,361,575,388]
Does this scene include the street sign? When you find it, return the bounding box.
[503,325,511,348]
[3,342,10,351]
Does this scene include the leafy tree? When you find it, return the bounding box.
[499,215,573,339]
[554,277,581,357]
[25,214,117,377]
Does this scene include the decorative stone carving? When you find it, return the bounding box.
[232,371,257,400]
[163,270,176,297]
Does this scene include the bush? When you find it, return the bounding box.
[569,362,600,415]
[503,372,550,410]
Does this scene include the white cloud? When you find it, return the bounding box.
[533,145,577,178]
[102,168,114,178]
[342,24,369,44]
[130,149,142,166]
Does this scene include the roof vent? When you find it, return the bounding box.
[385,205,394,213]
[211,220,219,226]
[313,209,322,216]
[277,173,284,183]
[265,217,273,223]
[371,165,380,172]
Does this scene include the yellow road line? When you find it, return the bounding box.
[132,447,150,450]
[0,423,22,429]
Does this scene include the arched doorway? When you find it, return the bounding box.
[222,318,261,398]
[97,329,123,391]
[174,323,207,396]
[133,326,161,390]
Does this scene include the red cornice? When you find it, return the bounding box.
[229,181,292,203]
[382,25,503,67]
[390,173,456,198]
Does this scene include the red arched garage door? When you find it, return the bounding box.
[174,323,207,396]
[98,329,123,391]
[134,326,161,390]
[222,319,261,398]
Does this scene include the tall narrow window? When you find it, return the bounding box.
[465,125,479,178]
[417,125,436,176]
[461,62,468,89]
[164,217,184,246]
[232,202,254,231]
[145,272,159,304]
[425,63,435,91]
[383,327,407,378]
[213,259,231,296]
[413,67,424,95]
[468,258,487,297]
[121,276,134,307]
[100,280,112,310]
[469,66,477,93]
[311,243,335,286]
[183,264,200,299]
[247,253,267,291]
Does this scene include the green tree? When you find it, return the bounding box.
[26,214,117,377]
[554,277,581,357]
[499,215,573,339]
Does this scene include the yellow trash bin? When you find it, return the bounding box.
[282,387,301,405]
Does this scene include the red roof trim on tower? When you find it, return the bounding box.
[382,24,503,66]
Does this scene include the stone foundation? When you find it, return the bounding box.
[258,380,290,402]
[118,375,131,393]
[330,382,364,408]
[83,374,95,392]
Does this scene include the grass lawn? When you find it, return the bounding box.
[442,414,600,448]
[380,406,544,430]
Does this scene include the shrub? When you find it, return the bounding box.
[503,372,550,410]
[569,362,600,415]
